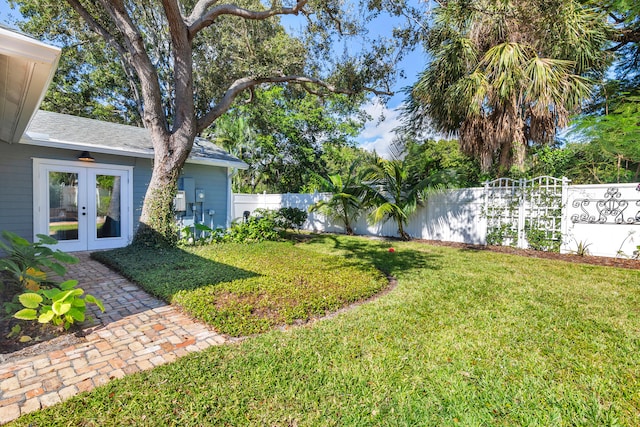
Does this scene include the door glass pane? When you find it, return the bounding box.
[96,175,121,239]
[49,172,78,241]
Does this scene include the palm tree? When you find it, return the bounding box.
[309,161,364,235]
[405,0,610,173]
[362,159,437,241]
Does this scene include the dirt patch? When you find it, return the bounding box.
[0,315,89,356]
[0,330,86,365]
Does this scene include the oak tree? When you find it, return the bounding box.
[11,0,414,246]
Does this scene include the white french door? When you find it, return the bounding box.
[34,159,133,251]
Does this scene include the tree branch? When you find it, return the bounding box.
[59,19,146,122]
[65,0,134,70]
[187,0,308,39]
[608,27,640,50]
[91,0,169,137]
[197,74,392,132]
[161,0,195,141]
[608,12,626,24]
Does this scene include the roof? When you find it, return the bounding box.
[0,26,61,144]
[22,110,248,169]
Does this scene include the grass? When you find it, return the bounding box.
[13,234,640,426]
[91,240,387,335]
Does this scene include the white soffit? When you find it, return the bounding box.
[0,27,60,144]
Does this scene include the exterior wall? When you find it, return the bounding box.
[0,142,35,241]
[0,141,230,245]
[0,142,136,242]
[175,163,229,230]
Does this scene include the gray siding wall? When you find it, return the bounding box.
[0,142,229,243]
[176,163,229,229]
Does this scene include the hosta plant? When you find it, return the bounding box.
[0,231,78,293]
[14,280,104,331]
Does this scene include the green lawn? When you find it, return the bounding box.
[13,235,640,426]
[91,240,387,335]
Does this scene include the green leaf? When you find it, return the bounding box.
[42,288,61,300]
[48,262,66,277]
[4,231,30,247]
[68,307,85,322]
[35,234,58,245]
[38,310,55,323]
[52,300,72,316]
[52,251,79,264]
[14,308,38,321]
[0,259,22,277]
[53,289,83,302]
[19,335,32,343]
[59,280,79,290]
[85,294,105,312]
[18,292,43,309]
[6,324,21,338]
[71,298,86,308]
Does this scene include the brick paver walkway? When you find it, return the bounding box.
[0,252,227,424]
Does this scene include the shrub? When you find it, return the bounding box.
[0,231,105,332]
[178,207,309,246]
[275,207,307,231]
[0,231,78,293]
[226,209,280,243]
[178,223,226,246]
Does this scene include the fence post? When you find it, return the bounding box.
[517,178,526,248]
[560,176,570,253]
[483,180,489,245]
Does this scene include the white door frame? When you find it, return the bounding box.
[33,158,133,251]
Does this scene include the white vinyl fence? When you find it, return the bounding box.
[233,179,640,258]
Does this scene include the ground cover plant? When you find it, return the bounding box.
[13,235,640,426]
[91,241,387,335]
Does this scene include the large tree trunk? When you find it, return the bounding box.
[133,131,194,247]
[511,139,527,172]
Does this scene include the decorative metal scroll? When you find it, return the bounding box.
[571,187,640,225]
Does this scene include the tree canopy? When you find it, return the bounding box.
[208,86,368,193]
[404,0,611,174]
[6,0,418,246]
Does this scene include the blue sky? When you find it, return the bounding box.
[0,1,426,157]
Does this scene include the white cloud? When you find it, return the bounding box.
[357,98,403,159]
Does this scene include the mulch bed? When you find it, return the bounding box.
[415,239,640,270]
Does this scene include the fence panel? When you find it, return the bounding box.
[484,176,567,250]
[233,189,486,243]
[233,180,640,258]
[562,183,640,257]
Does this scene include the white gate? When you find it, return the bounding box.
[484,176,569,250]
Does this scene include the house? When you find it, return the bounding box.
[0,26,247,252]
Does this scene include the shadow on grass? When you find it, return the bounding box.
[292,233,443,276]
[91,245,259,303]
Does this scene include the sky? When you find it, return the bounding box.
[0,1,426,158]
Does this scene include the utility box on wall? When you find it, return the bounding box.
[196,188,205,202]
[179,177,195,204]
[173,191,186,212]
